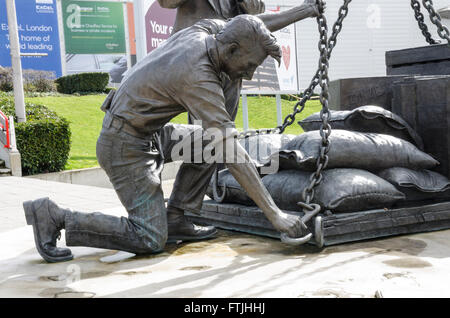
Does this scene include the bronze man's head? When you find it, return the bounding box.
[216,15,282,80]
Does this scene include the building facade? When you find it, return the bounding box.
[267,0,450,90]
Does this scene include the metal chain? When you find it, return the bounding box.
[421,0,450,45]
[240,0,447,140]
[277,0,351,135]
[301,0,331,205]
[238,127,280,139]
[411,0,439,45]
[279,0,333,245]
[237,0,352,139]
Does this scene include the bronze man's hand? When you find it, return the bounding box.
[303,0,326,17]
[238,0,265,15]
[270,209,307,240]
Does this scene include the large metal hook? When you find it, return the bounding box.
[280,203,321,246]
[212,167,227,202]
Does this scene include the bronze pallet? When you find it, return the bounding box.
[186,200,450,248]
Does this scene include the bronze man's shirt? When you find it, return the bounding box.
[109,19,235,137]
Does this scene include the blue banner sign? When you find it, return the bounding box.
[0,0,62,77]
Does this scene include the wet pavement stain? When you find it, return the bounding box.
[117,270,152,276]
[39,275,67,282]
[39,288,66,297]
[322,237,428,257]
[38,287,93,298]
[171,240,233,256]
[383,272,412,279]
[54,291,96,298]
[383,257,432,268]
[298,288,365,298]
[81,271,112,279]
[114,251,171,262]
[74,269,153,280]
[179,266,212,271]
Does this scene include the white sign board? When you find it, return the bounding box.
[242,5,299,93]
[134,0,175,61]
[273,23,298,91]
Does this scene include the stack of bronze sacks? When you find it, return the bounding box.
[207,106,450,214]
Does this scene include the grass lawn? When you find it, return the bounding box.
[26,94,321,170]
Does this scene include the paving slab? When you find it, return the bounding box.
[1,176,450,298]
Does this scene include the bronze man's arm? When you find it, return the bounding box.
[157,0,189,9]
[257,0,321,33]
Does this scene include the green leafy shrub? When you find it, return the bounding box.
[0,67,56,93]
[55,72,109,94]
[0,95,71,175]
[23,69,57,92]
[0,67,13,91]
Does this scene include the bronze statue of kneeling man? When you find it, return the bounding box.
[23,1,321,263]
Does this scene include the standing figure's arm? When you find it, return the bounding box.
[257,0,322,33]
[157,0,190,9]
[238,0,266,15]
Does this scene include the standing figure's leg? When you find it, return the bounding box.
[165,78,242,242]
[23,126,168,262]
[158,123,217,243]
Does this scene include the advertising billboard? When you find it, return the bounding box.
[141,0,176,54]
[135,2,298,92]
[273,23,298,91]
[0,0,62,77]
[62,0,126,54]
[242,6,299,92]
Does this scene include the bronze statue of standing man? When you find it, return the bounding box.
[158,0,266,34]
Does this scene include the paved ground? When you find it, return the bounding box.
[2,176,450,298]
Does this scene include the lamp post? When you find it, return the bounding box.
[5,0,26,123]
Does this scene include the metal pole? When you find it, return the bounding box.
[56,0,67,76]
[123,2,132,72]
[242,94,249,131]
[8,116,17,152]
[276,94,282,126]
[133,0,146,62]
[6,0,26,123]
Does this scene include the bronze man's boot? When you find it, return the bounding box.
[167,207,217,243]
[23,197,73,263]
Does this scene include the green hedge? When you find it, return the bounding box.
[55,72,109,94]
[0,93,71,175]
[0,67,56,93]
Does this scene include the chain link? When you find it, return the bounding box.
[238,1,352,206]
[411,0,439,45]
[240,0,445,141]
[238,1,352,140]
[301,0,331,205]
[277,0,352,135]
[238,127,280,139]
[422,0,450,45]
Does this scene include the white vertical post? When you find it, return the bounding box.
[123,2,132,71]
[133,0,146,62]
[8,115,21,177]
[276,94,282,126]
[242,94,249,132]
[56,0,67,76]
[6,0,26,123]
[8,116,17,152]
